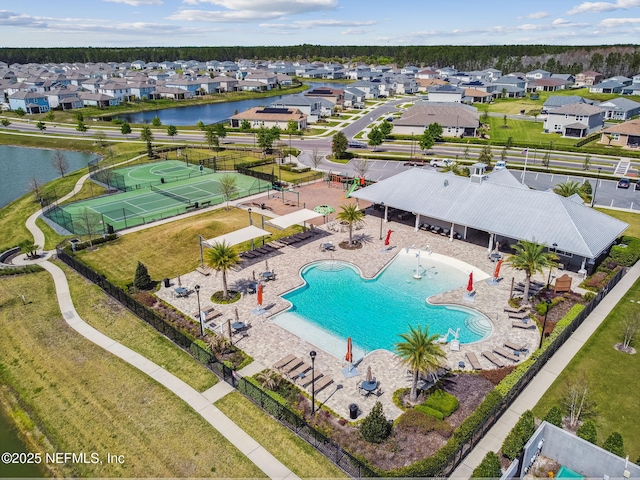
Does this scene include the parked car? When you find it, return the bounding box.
[495,160,507,170]
[618,178,631,189]
[386,116,394,122]
[348,141,367,148]
[635,182,640,191]
[430,159,456,168]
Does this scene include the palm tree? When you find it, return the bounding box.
[337,204,364,245]
[205,241,240,300]
[553,180,582,198]
[395,325,446,402]
[505,240,558,306]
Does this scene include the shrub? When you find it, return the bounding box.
[583,292,596,302]
[415,405,445,420]
[602,432,626,457]
[501,410,535,460]
[472,451,502,478]
[423,389,459,417]
[133,261,152,290]
[395,409,452,436]
[360,401,392,443]
[610,236,640,266]
[576,420,598,445]
[544,406,563,428]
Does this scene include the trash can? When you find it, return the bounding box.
[349,403,358,420]
[163,278,170,288]
[194,201,199,208]
[107,224,114,234]
[160,177,165,184]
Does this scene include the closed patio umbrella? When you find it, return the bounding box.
[345,337,353,364]
[366,365,373,383]
[493,259,503,279]
[313,205,335,216]
[467,271,474,292]
[257,283,263,306]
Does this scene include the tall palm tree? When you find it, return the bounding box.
[395,325,446,402]
[505,240,558,306]
[205,241,239,300]
[337,204,364,245]
[553,180,585,200]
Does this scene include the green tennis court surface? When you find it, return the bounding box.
[115,160,214,189]
[49,172,271,233]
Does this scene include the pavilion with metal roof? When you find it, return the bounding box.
[350,165,628,273]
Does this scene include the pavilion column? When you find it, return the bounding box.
[487,233,494,255]
[414,213,421,232]
[450,223,455,242]
[463,225,468,240]
[383,205,388,223]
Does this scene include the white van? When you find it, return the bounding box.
[495,160,507,170]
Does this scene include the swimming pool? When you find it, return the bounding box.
[556,466,585,479]
[272,251,492,358]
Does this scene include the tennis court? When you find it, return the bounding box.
[50,172,271,233]
[115,159,214,189]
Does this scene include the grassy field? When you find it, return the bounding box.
[597,208,640,238]
[75,206,299,286]
[216,392,347,478]
[486,117,577,147]
[58,261,217,392]
[532,276,640,460]
[0,271,264,478]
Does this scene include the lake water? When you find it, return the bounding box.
[0,146,98,209]
[0,406,46,477]
[117,82,349,126]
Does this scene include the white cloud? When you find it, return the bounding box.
[261,18,375,30]
[178,0,336,15]
[0,10,47,27]
[599,16,640,26]
[527,11,550,18]
[567,0,640,14]
[104,0,164,5]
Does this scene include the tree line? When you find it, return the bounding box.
[2,44,640,76]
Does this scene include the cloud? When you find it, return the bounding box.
[527,11,550,18]
[170,0,337,22]
[567,0,640,14]
[341,28,371,35]
[599,16,640,26]
[104,0,164,5]
[260,18,376,30]
[0,10,47,28]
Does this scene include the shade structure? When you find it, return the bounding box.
[257,284,263,306]
[384,229,393,246]
[313,205,335,216]
[203,225,271,248]
[345,337,353,363]
[366,365,373,383]
[467,271,474,292]
[265,208,323,229]
[493,259,504,279]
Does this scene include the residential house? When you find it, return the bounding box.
[197,77,221,94]
[127,81,156,100]
[229,107,307,130]
[351,80,380,99]
[392,102,479,137]
[600,118,640,147]
[270,94,323,122]
[575,70,603,87]
[543,103,604,137]
[463,88,493,104]
[415,78,447,92]
[589,80,625,94]
[597,97,640,120]
[45,86,81,109]
[131,60,146,70]
[542,95,593,113]
[491,76,526,97]
[606,75,632,85]
[525,69,551,80]
[551,73,575,84]
[147,70,171,82]
[623,83,640,95]
[58,96,84,110]
[98,82,132,102]
[8,91,50,113]
[427,84,464,103]
[236,80,268,92]
[164,77,202,95]
[343,87,366,108]
[274,74,294,86]
[150,86,194,100]
[244,71,277,89]
[211,76,239,92]
[77,91,119,108]
[416,69,439,79]
[529,78,571,92]
[400,66,419,76]
[304,87,344,105]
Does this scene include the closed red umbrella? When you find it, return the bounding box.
[384,229,393,246]
[493,259,503,279]
[467,271,474,292]
[257,283,263,306]
[345,337,353,363]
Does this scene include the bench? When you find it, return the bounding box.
[185,204,198,211]
[200,200,211,207]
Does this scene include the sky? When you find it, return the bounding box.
[1,0,640,48]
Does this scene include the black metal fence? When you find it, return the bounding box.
[55,245,375,478]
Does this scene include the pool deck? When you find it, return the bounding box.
[156,214,589,420]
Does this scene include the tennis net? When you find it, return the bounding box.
[151,184,192,205]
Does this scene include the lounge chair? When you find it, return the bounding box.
[449,339,460,351]
[299,371,323,387]
[504,305,528,314]
[196,266,212,276]
[314,376,334,392]
[273,354,298,370]
[279,357,304,374]
[466,352,483,370]
[504,341,527,353]
[482,351,506,368]
[494,347,520,363]
[287,362,312,379]
[241,251,258,259]
[508,311,530,320]
[512,320,535,329]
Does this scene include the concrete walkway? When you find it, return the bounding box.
[17,175,299,479]
[450,262,640,479]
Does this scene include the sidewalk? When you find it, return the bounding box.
[450,262,640,479]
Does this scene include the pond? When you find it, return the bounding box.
[0,406,46,477]
[0,145,98,209]
[116,82,350,126]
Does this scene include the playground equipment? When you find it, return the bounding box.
[346,178,360,198]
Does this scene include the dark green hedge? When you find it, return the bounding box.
[423,390,459,417]
[610,236,640,267]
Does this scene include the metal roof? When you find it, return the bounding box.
[350,168,627,259]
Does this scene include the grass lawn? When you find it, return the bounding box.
[487,116,576,147]
[596,208,640,238]
[0,271,264,478]
[251,164,324,183]
[58,261,217,392]
[532,276,640,460]
[75,206,299,286]
[216,392,347,478]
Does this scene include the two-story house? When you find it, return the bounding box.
[575,70,603,87]
[8,91,50,113]
[543,103,604,137]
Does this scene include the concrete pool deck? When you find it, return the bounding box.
[156,211,589,420]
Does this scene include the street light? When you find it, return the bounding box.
[591,167,602,208]
[309,350,317,416]
[539,299,552,349]
[248,208,254,250]
[547,243,558,288]
[379,202,385,240]
[194,284,203,337]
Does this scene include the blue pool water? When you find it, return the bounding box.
[557,466,585,479]
[273,253,492,358]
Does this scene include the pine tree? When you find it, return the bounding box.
[471,451,501,478]
[576,420,598,445]
[602,432,626,457]
[134,262,152,290]
[544,406,563,428]
[360,402,392,443]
